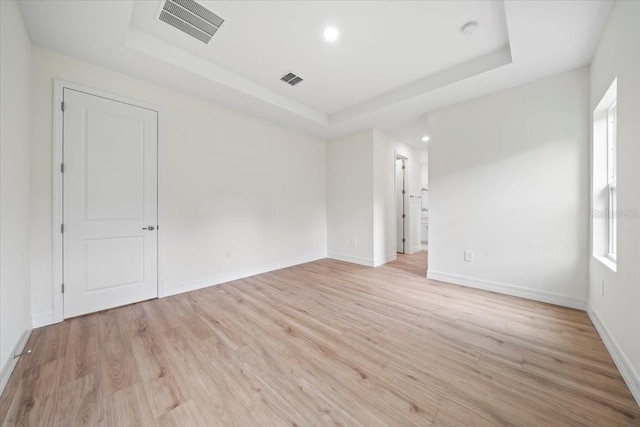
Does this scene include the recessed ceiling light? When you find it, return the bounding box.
[323,27,339,42]
[422,136,430,142]
[461,21,479,35]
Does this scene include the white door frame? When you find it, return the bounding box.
[52,79,163,324]
[395,154,408,254]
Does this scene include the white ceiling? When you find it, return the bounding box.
[131,1,509,115]
[17,0,612,147]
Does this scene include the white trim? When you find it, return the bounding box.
[157,102,166,301]
[588,304,640,406]
[327,253,375,267]
[0,325,31,395]
[426,270,587,310]
[327,253,399,268]
[52,79,163,323]
[394,151,408,256]
[373,253,397,267]
[160,253,326,298]
[54,78,160,112]
[407,245,422,255]
[31,311,55,328]
[595,255,617,273]
[52,80,64,324]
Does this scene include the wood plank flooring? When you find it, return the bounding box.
[1,251,639,426]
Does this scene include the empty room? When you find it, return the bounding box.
[1,0,639,425]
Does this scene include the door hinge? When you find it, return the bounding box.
[61,224,64,233]
[402,238,406,243]
[61,102,65,112]
[61,283,64,293]
[402,214,406,218]
[402,190,405,194]
[60,163,64,173]
[402,165,405,169]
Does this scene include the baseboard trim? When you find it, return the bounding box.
[328,252,399,268]
[160,253,326,298]
[426,270,587,310]
[327,253,374,267]
[407,245,422,255]
[0,324,32,395]
[373,253,396,267]
[588,304,640,405]
[31,311,54,328]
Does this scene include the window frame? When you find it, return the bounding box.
[607,101,617,261]
[592,77,617,272]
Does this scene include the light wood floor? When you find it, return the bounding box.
[1,252,639,426]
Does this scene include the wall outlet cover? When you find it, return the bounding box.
[464,250,473,262]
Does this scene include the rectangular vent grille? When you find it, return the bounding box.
[280,71,304,86]
[159,0,224,44]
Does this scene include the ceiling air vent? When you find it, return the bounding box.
[280,71,304,87]
[159,0,224,44]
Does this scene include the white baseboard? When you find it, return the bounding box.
[31,310,54,328]
[0,324,32,395]
[426,270,587,310]
[327,253,375,267]
[328,253,398,267]
[588,304,640,405]
[31,254,329,324]
[407,245,422,255]
[373,253,397,267]
[160,253,326,298]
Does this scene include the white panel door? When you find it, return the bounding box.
[63,88,158,318]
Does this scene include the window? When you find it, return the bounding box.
[607,102,617,259]
[592,78,617,271]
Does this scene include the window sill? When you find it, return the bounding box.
[595,255,617,272]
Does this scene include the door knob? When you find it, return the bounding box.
[143,225,155,231]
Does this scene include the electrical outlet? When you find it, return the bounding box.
[464,250,473,262]
[197,202,210,214]
[351,238,358,246]
[601,280,605,296]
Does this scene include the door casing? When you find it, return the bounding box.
[51,79,163,324]
[396,155,407,254]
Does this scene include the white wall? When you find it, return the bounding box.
[588,0,640,404]
[0,0,33,390]
[420,150,429,190]
[373,129,422,262]
[30,48,327,323]
[327,129,421,266]
[428,67,590,309]
[327,130,374,265]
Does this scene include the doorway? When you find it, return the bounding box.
[396,155,407,254]
[60,87,159,319]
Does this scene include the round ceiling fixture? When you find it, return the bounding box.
[323,27,339,42]
[461,21,479,35]
[422,136,430,142]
